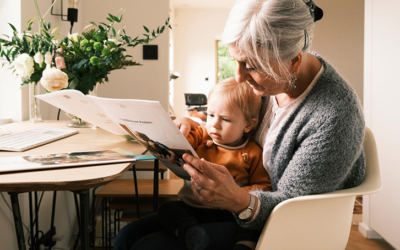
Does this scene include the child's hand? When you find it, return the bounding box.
[174,117,200,137]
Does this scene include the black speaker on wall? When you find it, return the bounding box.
[143,45,158,60]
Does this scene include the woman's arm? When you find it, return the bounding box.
[238,113,365,230]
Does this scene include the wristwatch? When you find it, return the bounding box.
[236,194,255,220]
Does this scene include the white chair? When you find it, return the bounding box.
[255,127,382,250]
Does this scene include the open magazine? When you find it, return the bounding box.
[36,90,198,180]
[0,148,154,173]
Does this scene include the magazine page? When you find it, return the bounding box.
[36,90,127,135]
[86,95,197,180]
[0,148,154,173]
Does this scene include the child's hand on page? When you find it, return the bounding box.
[174,117,200,137]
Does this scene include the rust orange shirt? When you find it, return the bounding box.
[178,126,271,208]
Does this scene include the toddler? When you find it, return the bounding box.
[158,77,271,250]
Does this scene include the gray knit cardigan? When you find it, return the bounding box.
[238,54,366,230]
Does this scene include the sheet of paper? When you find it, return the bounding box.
[0,148,154,173]
[36,90,127,135]
[86,95,198,180]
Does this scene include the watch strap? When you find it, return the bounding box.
[248,193,255,210]
[235,194,255,218]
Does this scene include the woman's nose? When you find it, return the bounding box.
[235,62,251,83]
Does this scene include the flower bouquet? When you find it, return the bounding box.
[0,0,170,125]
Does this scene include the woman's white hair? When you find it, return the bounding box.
[222,0,315,83]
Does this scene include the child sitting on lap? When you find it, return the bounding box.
[157,77,271,250]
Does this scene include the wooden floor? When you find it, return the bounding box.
[346,226,395,250]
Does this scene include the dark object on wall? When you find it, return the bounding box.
[143,45,158,60]
[67,8,78,23]
[51,0,79,34]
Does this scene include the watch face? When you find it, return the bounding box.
[239,209,252,220]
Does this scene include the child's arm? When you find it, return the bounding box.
[242,147,272,192]
[185,126,206,151]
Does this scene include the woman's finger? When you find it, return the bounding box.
[183,154,230,178]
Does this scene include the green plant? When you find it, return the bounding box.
[59,12,171,94]
[217,41,237,83]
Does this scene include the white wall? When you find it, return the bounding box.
[312,0,364,104]
[173,8,231,119]
[360,0,400,248]
[0,0,28,122]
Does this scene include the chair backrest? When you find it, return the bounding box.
[255,127,382,250]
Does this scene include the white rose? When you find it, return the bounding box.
[68,32,79,43]
[34,52,43,64]
[12,53,34,79]
[52,39,60,46]
[45,52,53,65]
[40,66,69,92]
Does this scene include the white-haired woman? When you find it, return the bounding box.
[114,0,365,249]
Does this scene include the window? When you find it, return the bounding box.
[216,40,237,84]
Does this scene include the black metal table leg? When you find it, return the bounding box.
[73,193,80,250]
[153,159,159,212]
[73,189,90,250]
[101,198,105,249]
[108,198,111,249]
[48,191,57,250]
[34,192,39,248]
[91,187,99,248]
[9,192,26,250]
[29,193,35,249]
[132,164,140,218]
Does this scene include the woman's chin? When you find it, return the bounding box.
[252,88,268,97]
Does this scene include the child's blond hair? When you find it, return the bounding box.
[208,77,262,131]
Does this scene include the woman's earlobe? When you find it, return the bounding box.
[291,51,303,74]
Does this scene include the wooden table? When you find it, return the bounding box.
[0,121,146,250]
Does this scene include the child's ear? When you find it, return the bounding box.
[244,118,257,133]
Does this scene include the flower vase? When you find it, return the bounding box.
[29,82,42,123]
[67,83,99,128]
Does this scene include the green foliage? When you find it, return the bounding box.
[60,12,171,94]
[80,39,89,47]
[217,41,237,83]
[90,56,100,65]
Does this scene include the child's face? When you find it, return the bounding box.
[206,97,251,146]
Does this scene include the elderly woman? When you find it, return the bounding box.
[114,0,365,249]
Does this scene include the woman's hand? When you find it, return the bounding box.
[174,117,200,137]
[182,153,251,214]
